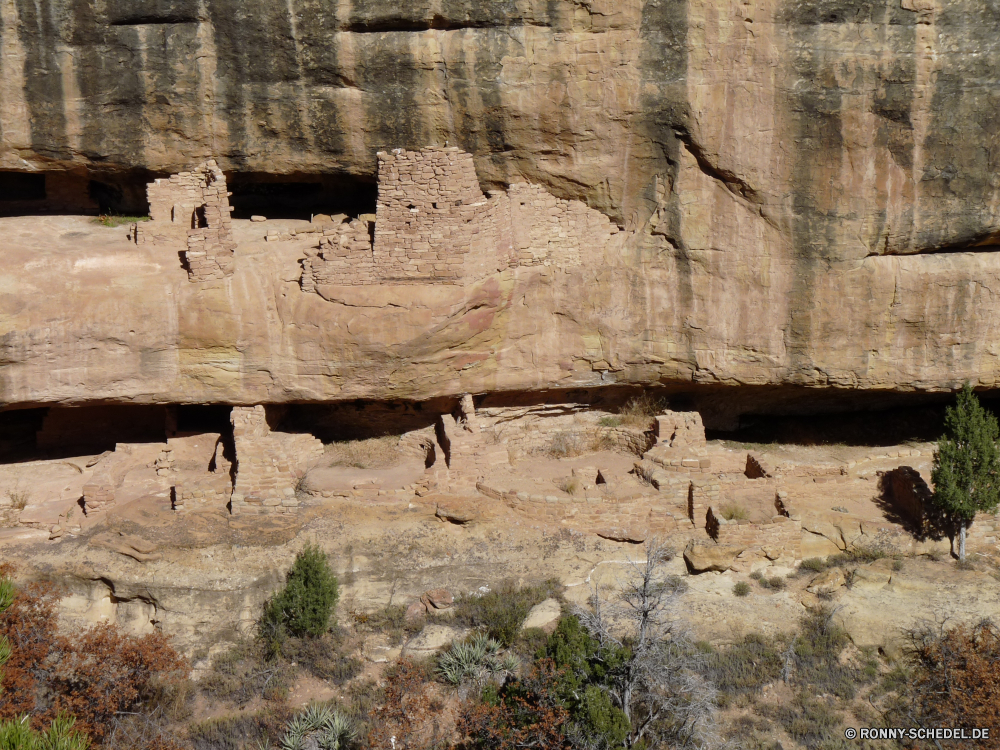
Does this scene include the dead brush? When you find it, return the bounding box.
[5,481,30,511]
[616,393,668,427]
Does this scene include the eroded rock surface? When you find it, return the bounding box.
[2,1,1000,414]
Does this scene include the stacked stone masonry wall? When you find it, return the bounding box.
[173,473,232,513]
[229,406,325,515]
[136,160,236,281]
[303,147,618,290]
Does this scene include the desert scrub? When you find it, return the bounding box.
[280,634,361,684]
[702,633,784,702]
[323,436,400,470]
[351,604,422,646]
[719,503,749,522]
[188,708,293,750]
[454,579,562,646]
[93,214,149,228]
[733,581,751,597]
[199,640,295,705]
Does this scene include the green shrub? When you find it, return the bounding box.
[791,608,859,699]
[733,581,751,597]
[749,570,764,581]
[260,544,339,649]
[0,714,91,750]
[454,580,560,646]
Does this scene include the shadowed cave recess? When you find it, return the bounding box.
[0,384,984,466]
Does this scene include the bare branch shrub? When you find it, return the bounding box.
[575,540,717,748]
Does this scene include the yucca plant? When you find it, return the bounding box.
[436,633,519,685]
[280,704,354,750]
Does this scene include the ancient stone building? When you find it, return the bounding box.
[134,160,236,282]
[301,147,620,290]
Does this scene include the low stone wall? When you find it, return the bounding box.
[708,508,802,561]
[489,485,684,536]
[745,453,771,479]
[644,445,713,473]
[173,474,232,513]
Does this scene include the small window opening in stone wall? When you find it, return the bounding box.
[194,205,208,229]
[227,172,377,220]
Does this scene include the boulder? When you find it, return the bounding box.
[421,589,454,610]
[806,568,846,596]
[522,598,562,634]
[801,532,844,559]
[683,542,744,574]
[404,625,460,657]
[436,500,479,524]
[405,601,427,623]
[850,563,892,593]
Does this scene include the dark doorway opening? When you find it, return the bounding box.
[227,173,378,220]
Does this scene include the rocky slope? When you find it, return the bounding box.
[2,0,1000,414]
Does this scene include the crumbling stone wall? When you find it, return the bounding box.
[302,147,619,290]
[654,411,706,450]
[136,160,236,281]
[301,219,377,290]
[82,446,136,514]
[229,406,324,515]
[508,182,618,267]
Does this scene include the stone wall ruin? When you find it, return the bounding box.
[301,147,620,290]
[134,160,236,282]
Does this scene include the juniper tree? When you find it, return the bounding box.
[931,383,1000,562]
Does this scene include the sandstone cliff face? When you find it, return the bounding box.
[2,0,1000,415]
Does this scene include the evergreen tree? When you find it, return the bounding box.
[260,543,339,651]
[931,383,1000,562]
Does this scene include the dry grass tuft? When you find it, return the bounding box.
[557,477,580,496]
[719,503,749,522]
[324,436,401,469]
